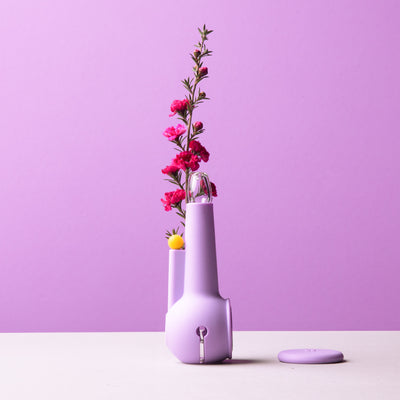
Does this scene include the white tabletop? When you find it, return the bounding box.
[0,331,399,399]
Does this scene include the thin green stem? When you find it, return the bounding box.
[175,202,186,219]
[186,38,207,150]
[184,34,207,202]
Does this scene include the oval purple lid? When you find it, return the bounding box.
[278,349,344,364]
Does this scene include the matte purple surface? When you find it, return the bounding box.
[0,0,399,332]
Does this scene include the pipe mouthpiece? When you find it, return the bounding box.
[188,172,213,203]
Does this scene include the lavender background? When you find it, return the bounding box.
[1,0,399,332]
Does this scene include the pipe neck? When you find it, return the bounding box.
[184,203,220,296]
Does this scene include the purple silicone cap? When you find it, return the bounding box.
[278,349,344,364]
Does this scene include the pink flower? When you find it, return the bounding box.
[199,67,208,77]
[161,189,186,211]
[189,140,209,162]
[171,189,186,203]
[161,200,171,211]
[189,140,202,153]
[193,121,203,131]
[169,99,190,117]
[172,151,201,171]
[163,124,186,141]
[161,164,180,176]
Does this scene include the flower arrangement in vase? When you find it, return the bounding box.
[161,25,217,249]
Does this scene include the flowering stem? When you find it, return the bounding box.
[175,203,186,220]
[185,169,190,203]
[163,25,213,238]
[184,33,208,201]
[169,174,184,190]
[186,40,207,149]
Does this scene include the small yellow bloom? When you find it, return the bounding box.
[168,234,184,249]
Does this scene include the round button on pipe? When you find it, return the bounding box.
[278,349,344,364]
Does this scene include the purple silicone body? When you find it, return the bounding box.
[165,202,232,364]
[167,250,185,310]
[278,349,344,364]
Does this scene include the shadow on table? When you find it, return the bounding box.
[221,358,270,365]
[222,359,348,365]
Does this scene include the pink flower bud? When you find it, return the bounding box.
[199,67,208,77]
[193,121,203,131]
[194,49,201,58]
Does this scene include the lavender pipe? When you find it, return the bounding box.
[165,202,233,364]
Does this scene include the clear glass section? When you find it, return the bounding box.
[187,172,213,203]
